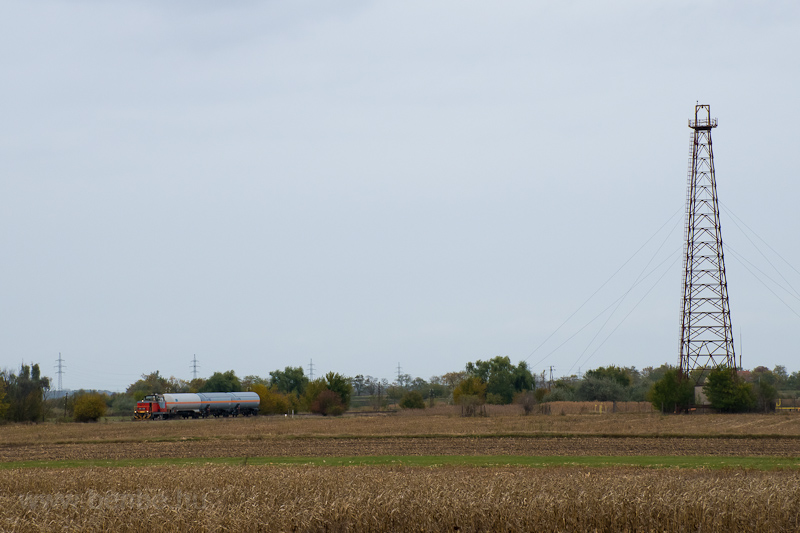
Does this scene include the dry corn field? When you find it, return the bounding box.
[4,412,800,531]
[2,465,800,532]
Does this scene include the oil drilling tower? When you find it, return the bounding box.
[679,104,736,383]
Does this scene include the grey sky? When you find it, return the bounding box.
[2,1,799,392]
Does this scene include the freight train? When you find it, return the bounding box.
[134,392,260,420]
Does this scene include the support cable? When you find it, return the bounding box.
[529,244,681,372]
[571,212,683,369]
[726,245,800,303]
[727,254,800,321]
[569,255,680,374]
[523,207,683,368]
[721,201,800,298]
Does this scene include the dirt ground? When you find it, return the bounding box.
[3,435,800,462]
[4,411,800,463]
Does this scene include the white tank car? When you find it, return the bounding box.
[137,392,260,419]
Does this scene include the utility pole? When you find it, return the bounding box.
[308,359,315,381]
[549,366,554,390]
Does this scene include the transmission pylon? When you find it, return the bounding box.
[679,104,736,382]
[191,355,200,381]
[308,359,315,381]
[55,353,65,392]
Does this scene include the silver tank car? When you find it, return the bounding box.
[155,392,260,419]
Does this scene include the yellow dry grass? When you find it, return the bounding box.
[2,465,799,532]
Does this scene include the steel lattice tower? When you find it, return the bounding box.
[679,104,736,381]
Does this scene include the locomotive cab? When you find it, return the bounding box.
[133,394,165,420]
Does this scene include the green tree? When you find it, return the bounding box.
[466,356,533,405]
[73,393,107,422]
[187,378,206,393]
[399,390,426,409]
[126,371,170,401]
[647,368,694,413]
[241,375,270,390]
[704,366,756,413]
[3,364,50,422]
[270,366,309,396]
[750,367,778,412]
[323,372,352,408]
[584,366,632,387]
[772,365,789,390]
[200,370,242,392]
[0,376,9,419]
[577,376,628,402]
[351,375,367,396]
[109,394,135,416]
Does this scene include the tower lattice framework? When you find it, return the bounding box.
[679,104,736,381]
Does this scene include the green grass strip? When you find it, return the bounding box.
[2,455,800,470]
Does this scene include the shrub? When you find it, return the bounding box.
[310,389,346,416]
[73,393,107,422]
[399,391,425,409]
[576,377,628,402]
[514,390,537,415]
[486,393,505,405]
[252,384,291,415]
[648,368,694,413]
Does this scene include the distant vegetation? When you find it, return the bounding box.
[1,358,795,423]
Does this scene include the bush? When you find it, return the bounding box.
[310,389,346,416]
[576,377,628,402]
[514,390,537,415]
[399,391,425,409]
[251,384,292,415]
[73,393,107,422]
[486,393,505,405]
[648,368,694,413]
[704,366,756,413]
[301,380,329,412]
[544,388,575,402]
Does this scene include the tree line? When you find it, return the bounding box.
[2,358,796,423]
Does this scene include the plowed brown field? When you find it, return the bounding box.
[3,412,800,463]
[3,435,800,462]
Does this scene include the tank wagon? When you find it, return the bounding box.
[134,392,259,420]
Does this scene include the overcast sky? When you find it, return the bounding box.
[2,1,799,392]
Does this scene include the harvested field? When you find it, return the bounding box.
[3,465,800,532]
[3,436,800,463]
[4,411,800,449]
